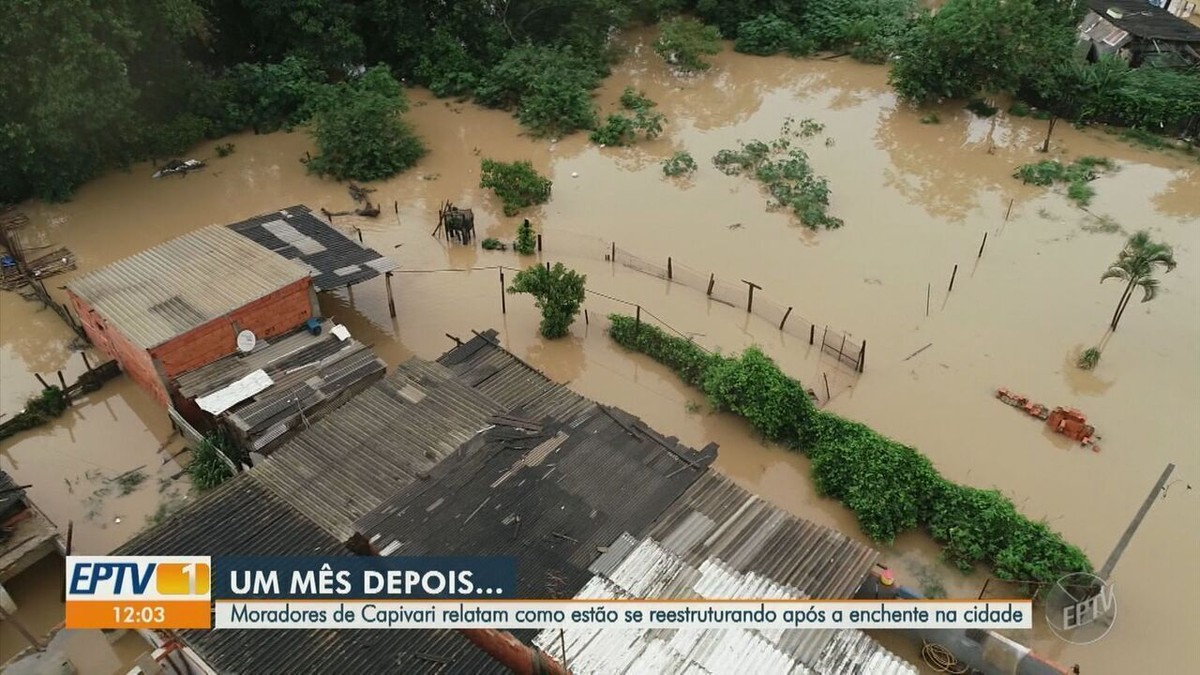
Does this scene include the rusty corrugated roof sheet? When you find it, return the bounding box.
[67,225,309,349]
[227,205,397,292]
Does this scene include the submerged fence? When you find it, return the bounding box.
[542,232,865,373]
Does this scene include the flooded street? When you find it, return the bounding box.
[3,30,1197,673]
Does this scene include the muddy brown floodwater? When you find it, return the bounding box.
[3,28,1198,674]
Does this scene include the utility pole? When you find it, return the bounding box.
[1100,463,1174,580]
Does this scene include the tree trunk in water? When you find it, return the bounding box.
[1110,280,1135,330]
[1041,116,1058,153]
[1114,284,1140,329]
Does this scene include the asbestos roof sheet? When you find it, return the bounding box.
[250,357,503,540]
[534,530,914,674]
[0,469,27,521]
[648,472,880,601]
[1086,0,1200,41]
[67,225,309,349]
[113,476,478,674]
[228,205,397,292]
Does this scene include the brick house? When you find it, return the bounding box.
[66,225,316,407]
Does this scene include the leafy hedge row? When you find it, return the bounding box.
[608,315,1092,590]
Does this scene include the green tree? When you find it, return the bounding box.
[306,67,425,182]
[889,0,1079,103]
[475,45,602,136]
[734,14,810,56]
[507,263,587,338]
[480,159,553,216]
[514,219,537,254]
[1101,231,1177,331]
[654,17,723,73]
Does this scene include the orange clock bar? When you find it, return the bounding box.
[66,600,212,629]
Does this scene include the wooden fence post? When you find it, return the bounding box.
[779,306,793,330]
[858,340,866,373]
[384,272,396,318]
[706,274,715,296]
[809,324,815,345]
[947,264,958,293]
[926,283,931,317]
[537,234,543,252]
[977,232,988,259]
[500,269,506,315]
[635,305,641,330]
[741,280,761,313]
[584,309,589,325]
[667,257,672,280]
[611,242,616,262]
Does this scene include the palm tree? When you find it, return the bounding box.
[1101,231,1177,331]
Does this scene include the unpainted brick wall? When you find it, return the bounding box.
[68,278,315,408]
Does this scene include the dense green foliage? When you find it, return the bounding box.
[889,0,1080,103]
[1101,231,1177,331]
[305,67,425,181]
[608,315,1093,589]
[481,237,507,251]
[514,220,537,255]
[480,159,553,216]
[0,387,70,441]
[655,17,723,72]
[734,14,810,56]
[508,263,588,338]
[662,151,699,177]
[1013,156,1114,206]
[713,118,841,229]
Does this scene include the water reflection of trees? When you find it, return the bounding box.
[1152,167,1200,219]
[874,103,1032,221]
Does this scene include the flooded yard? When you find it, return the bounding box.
[2,32,1197,673]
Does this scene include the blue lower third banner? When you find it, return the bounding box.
[212,556,517,600]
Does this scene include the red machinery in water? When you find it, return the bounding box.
[996,388,1098,449]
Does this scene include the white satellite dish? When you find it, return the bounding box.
[236,330,257,353]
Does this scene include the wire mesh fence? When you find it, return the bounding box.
[585,239,863,372]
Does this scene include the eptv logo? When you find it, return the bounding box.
[66,556,212,630]
[68,556,210,598]
[67,556,211,599]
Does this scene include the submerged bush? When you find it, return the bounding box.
[1077,347,1101,370]
[607,316,1093,589]
[0,387,70,441]
[480,159,552,216]
[187,434,236,491]
[734,14,810,56]
[713,118,842,229]
[1014,156,1114,206]
[507,263,587,338]
[654,18,722,73]
[662,151,698,177]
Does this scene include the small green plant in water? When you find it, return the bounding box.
[481,237,507,251]
[1014,156,1115,206]
[214,142,236,157]
[619,87,655,112]
[513,220,536,255]
[662,151,698,177]
[684,400,701,414]
[919,113,940,124]
[0,386,69,441]
[1077,347,1101,370]
[654,17,722,73]
[113,470,147,496]
[480,159,552,216]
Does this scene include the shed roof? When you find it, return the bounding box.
[227,205,397,291]
[1086,0,1200,41]
[0,469,27,521]
[68,225,309,349]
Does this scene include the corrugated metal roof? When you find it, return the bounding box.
[534,529,915,675]
[1085,0,1200,41]
[228,205,397,292]
[67,225,309,349]
[68,224,309,345]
